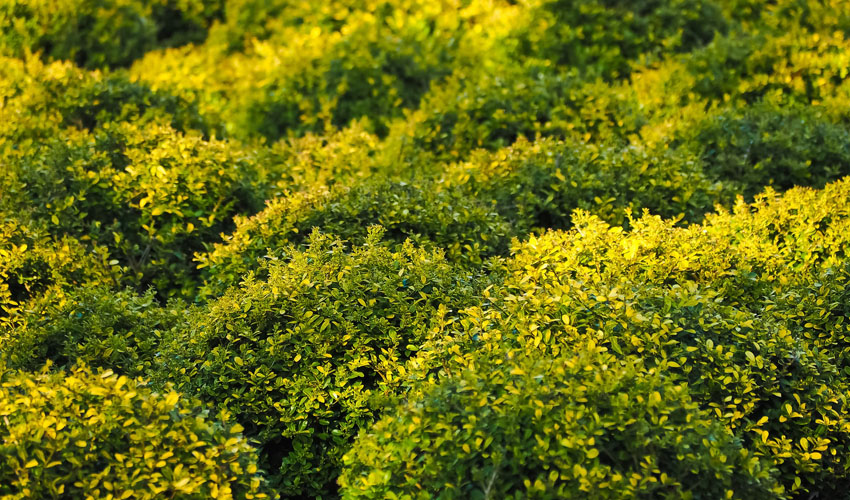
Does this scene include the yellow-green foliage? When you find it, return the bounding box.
[1,120,271,298]
[393,61,645,159]
[258,124,382,195]
[0,0,218,68]
[0,218,115,325]
[714,0,850,32]
[0,365,272,499]
[0,55,212,142]
[162,228,485,497]
[513,0,728,79]
[198,135,730,298]
[683,11,850,108]
[688,103,850,198]
[132,0,512,140]
[1,286,185,377]
[442,136,726,227]
[365,179,850,497]
[340,344,781,499]
[196,179,508,297]
[5,0,850,498]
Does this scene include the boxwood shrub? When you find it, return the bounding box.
[0,217,115,326]
[686,103,850,199]
[686,27,850,107]
[0,0,220,68]
[397,178,850,497]
[0,365,272,499]
[395,60,646,160]
[443,137,727,230]
[198,133,749,301]
[3,2,850,499]
[341,345,780,499]
[0,56,212,144]
[196,179,509,298]
[133,0,472,141]
[1,120,269,298]
[515,0,728,79]
[0,286,185,377]
[162,229,486,497]
[198,134,735,301]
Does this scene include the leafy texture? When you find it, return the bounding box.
[0,365,272,499]
[3,0,850,498]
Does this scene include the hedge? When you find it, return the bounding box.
[0,217,115,326]
[688,103,850,199]
[1,120,270,298]
[196,179,509,298]
[0,365,272,499]
[387,178,850,497]
[341,345,780,499]
[2,1,850,498]
[0,286,185,377]
[514,0,728,80]
[0,0,219,68]
[162,229,486,497]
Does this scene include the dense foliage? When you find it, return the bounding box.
[164,229,484,496]
[0,365,271,499]
[3,0,850,498]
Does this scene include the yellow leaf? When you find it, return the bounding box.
[165,392,179,407]
[649,391,662,405]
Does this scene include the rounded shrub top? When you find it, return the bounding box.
[163,228,485,497]
[340,343,780,499]
[0,364,273,499]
